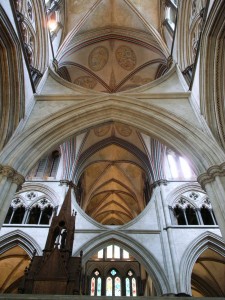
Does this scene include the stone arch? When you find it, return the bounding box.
[18,182,60,207]
[73,232,170,295]
[166,182,206,207]
[0,229,42,257]
[0,5,25,151]
[1,94,225,176]
[179,231,225,295]
[200,0,225,149]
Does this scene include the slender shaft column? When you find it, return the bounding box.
[159,183,178,295]
[0,164,25,228]
[198,163,225,241]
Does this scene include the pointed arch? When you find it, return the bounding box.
[0,5,25,151]
[73,232,170,295]
[200,0,225,149]
[179,231,225,294]
[0,230,42,257]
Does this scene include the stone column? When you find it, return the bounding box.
[158,182,179,295]
[198,163,225,241]
[0,164,25,228]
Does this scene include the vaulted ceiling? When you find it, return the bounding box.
[56,0,170,92]
[75,122,151,225]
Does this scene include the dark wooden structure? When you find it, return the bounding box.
[20,185,82,295]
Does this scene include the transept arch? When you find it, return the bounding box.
[1,94,225,175]
[73,233,170,295]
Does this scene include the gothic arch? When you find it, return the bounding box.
[19,182,60,207]
[0,5,25,151]
[0,229,42,257]
[73,232,170,295]
[200,0,225,149]
[165,182,206,207]
[1,93,225,176]
[179,231,225,295]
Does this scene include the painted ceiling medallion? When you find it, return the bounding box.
[115,45,137,71]
[115,124,132,137]
[74,76,97,89]
[94,125,111,137]
[88,46,109,71]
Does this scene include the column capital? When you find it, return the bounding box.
[0,164,25,187]
[198,162,225,189]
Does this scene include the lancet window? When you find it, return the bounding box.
[167,150,195,180]
[27,149,61,180]
[164,0,177,33]
[125,270,137,297]
[90,270,102,296]
[97,245,130,260]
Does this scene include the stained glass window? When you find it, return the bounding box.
[91,277,95,296]
[132,278,137,296]
[115,277,121,296]
[106,277,112,296]
[97,277,102,296]
[126,277,130,296]
[126,270,137,296]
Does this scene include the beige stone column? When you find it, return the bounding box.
[0,164,25,228]
[198,163,225,241]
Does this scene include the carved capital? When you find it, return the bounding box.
[197,162,225,189]
[12,173,25,186]
[0,165,15,178]
[0,164,25,186]
[151,179,168,189]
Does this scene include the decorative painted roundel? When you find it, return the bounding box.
[94,125,111,137]
[115,124,132,137]
[88,46,109,71]
[115,45,136,71]
[74,76,97,89]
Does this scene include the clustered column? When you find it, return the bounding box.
[0,164,25,228]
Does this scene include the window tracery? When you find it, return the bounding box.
[4,195,55,225]
[97,245,131,260]
[170,196,217,226]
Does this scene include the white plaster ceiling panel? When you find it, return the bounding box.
[129,0,160,31]
[66,0,99,33]
[77,0,149,35]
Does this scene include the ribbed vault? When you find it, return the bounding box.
[56,0,170,92]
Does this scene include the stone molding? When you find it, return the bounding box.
[0,164,25,187]
[197,162,225,189]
